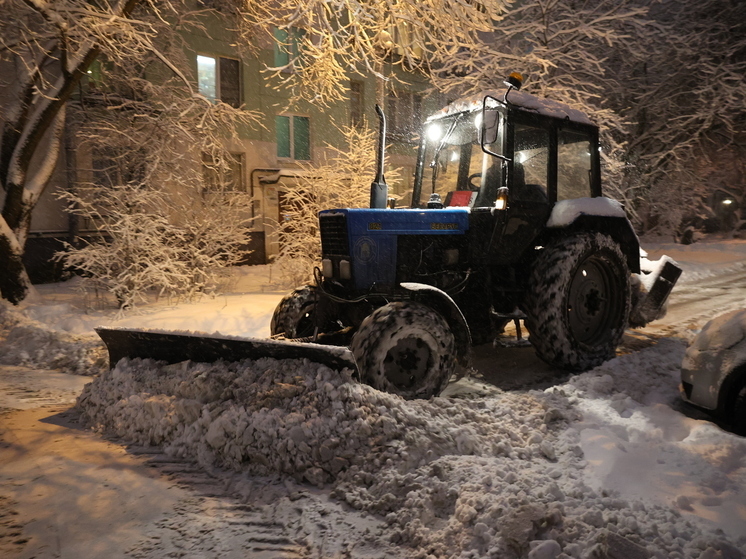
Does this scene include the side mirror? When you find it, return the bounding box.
[481,107,499,145]
[480,96,510,162]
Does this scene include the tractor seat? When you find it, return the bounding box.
[445,190,477,207]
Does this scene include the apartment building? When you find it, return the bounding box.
[14,11,439,283]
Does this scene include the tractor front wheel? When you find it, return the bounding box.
[270,285,318,339]
[351,302,456,399]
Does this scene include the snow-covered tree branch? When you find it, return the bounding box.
[618,0,746,237]
[428,0,657,219]
[236,0,510,104]
[0,0,152,303]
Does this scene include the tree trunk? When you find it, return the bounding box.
[0,0,143,306]
[0,218,30,304]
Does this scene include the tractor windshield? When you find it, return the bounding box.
[421,111,504,208]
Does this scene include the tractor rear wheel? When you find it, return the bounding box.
[525,232,630,371]
[270,285,318,339]
[351,302,456,399]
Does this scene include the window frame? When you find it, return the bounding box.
[92,147,146,189]
[273,27,306,72]
[350,80,365,127]
[557,128,594,202]
[505,109,602,203]
[196,54,243,108]
[201,152,246,192]
[276,114,311,161]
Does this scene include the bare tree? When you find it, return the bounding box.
[56,71,259,308]
[428,0,657,215]
[618,0,746,237]
[0,0,261,305]
[273,119,400,286]
[0,0,150,304]
[57,179,255,310]
[422,0,745,238]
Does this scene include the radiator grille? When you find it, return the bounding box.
[319,214,349,256]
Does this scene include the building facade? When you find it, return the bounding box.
[12,11,442,283]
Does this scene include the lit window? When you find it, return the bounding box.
[276,115,310,160]
[86,59,104,89]
[197,55,242,108]
[273,27,306,70]
[389,21,424,59]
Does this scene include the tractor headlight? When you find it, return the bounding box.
[322,259,333,278]
[339,260,351,280]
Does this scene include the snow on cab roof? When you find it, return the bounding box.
[427,89,594,126]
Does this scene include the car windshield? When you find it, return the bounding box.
[421,112,503,208]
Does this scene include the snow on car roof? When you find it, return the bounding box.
[427,89,595,126]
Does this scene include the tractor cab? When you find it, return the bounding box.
[413,77,602,214]
[408,75,606,267]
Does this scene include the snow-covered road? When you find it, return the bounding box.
[1,238,745,559]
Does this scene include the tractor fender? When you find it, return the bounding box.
[399,282,472,368]
[545,197,641,273]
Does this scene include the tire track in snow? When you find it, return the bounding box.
[0,365,89,410]
[122,448,399,559]
[121,449,310,558]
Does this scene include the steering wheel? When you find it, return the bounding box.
[468,172,482,190]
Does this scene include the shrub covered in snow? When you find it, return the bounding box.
[57,180,253,310]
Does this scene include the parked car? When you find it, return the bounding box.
[681,310,746,435]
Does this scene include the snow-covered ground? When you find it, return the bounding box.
[1,238,746,559]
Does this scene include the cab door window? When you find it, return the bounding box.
[557,130,592,200]
[512,123,549,202]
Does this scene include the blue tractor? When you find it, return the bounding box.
[270,74,681,399]
[97,74,681,399]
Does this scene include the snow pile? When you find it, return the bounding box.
[563,338,685,410]
[77,352,743,559]
[0,300,106,375]
[557,341,746,549]
[0,298,23,332]
[546,198,626,228]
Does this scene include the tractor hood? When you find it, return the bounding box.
[319,208,470,290]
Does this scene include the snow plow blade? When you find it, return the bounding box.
[630,256,683,326]
[95,327,358,373]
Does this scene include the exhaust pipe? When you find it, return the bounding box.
[370,104,388,208]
